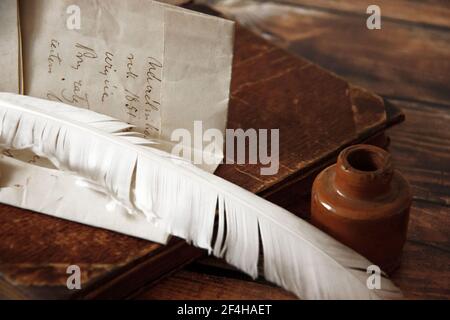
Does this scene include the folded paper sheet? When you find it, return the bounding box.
[20,0,234,172]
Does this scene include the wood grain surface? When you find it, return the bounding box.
[206,0,450,107]
[258,0,450,28]
[0,3,400,299]
[136,269,297,300]
[135,1,450,300]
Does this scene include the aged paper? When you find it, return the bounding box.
[0,0,21,93]
[20,0,234,172]
[21,0,165,137]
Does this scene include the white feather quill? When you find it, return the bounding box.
[0,92,402,299]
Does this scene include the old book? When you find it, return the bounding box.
[0,6,403,299]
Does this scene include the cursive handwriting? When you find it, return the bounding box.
[126,53,138,79]
[99,51,114,76]
[144,86,160,111]
[47,80,89,108]
[142,56,162,137]
[48,39,62,74]
[144,56,162,111]
[98,51,115,102]
[101,79,111,103]
[71,43,97,70]
[124,88,140,118]
[146,56,162,82]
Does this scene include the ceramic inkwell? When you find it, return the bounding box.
[311,144,411,273]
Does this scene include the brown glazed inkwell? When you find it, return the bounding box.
[311,144,411,273]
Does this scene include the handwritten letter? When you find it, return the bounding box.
[20,0,234,172]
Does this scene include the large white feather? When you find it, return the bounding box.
[0,93,402,299]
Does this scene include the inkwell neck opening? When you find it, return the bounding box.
[334,145,393,199]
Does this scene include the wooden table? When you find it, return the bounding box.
[135,0,450,300]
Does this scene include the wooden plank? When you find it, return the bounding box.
[387,99,450,206]
[388,100,450,299]
[392,200,450,299]
[135,270,296,300]
[210,1,450,106]
[270,0,450,29]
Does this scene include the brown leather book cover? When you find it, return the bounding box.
[0,8,403,299]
